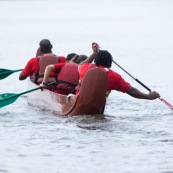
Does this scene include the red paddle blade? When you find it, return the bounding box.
[161,98,173,110]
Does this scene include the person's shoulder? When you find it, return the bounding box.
[59,56,66,63]
[79,62,91,68]
[29,57,38,60]
[107,69,122,78]
[80,62,91,67]
[79,62,90,70]
[27,57,38,63]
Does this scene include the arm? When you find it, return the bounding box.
[19,58,38,80]
[42,65,55,83]
[79,42,99,67]
[39,64,65,89]
[39,65,55,89]
[126,86,160,100]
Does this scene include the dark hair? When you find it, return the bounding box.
[39,39,53,53]
[66,53,77,61]
[94,50,112,68]
[75,55,88,64]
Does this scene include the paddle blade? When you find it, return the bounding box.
[0,82,55,108]
[0,69,22,80]
[0,93,19,108]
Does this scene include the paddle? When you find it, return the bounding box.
[112,60,173,110]
[0,82,55,108]
[0,68,23,80]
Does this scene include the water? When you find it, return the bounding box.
[0,0,173,173]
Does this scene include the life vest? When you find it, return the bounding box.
[76,64,109,94]
[56,63,79,93]
[36,55,59,84]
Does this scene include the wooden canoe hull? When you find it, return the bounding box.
[27,68,108,116]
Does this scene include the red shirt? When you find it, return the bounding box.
[22,57,38,77]
[21,56,66,78]
[59,56,66,63]
[79,63,131,93]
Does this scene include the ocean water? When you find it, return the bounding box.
[0,0,173,173]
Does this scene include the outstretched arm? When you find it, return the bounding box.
[126,86,160,100]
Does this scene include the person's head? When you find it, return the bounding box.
[66,53,77,62]
[94,50,113,68]
[39,39,53,54]
[75,55,88,64]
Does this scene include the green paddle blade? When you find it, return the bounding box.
[0,68,22,80]
[0,82,56,108]
[0,93,19,108]
[0,88,40,108]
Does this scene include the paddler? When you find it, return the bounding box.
[76,42,160,100]
[19,39,66,84]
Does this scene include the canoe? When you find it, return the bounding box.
[27,68,108,117]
